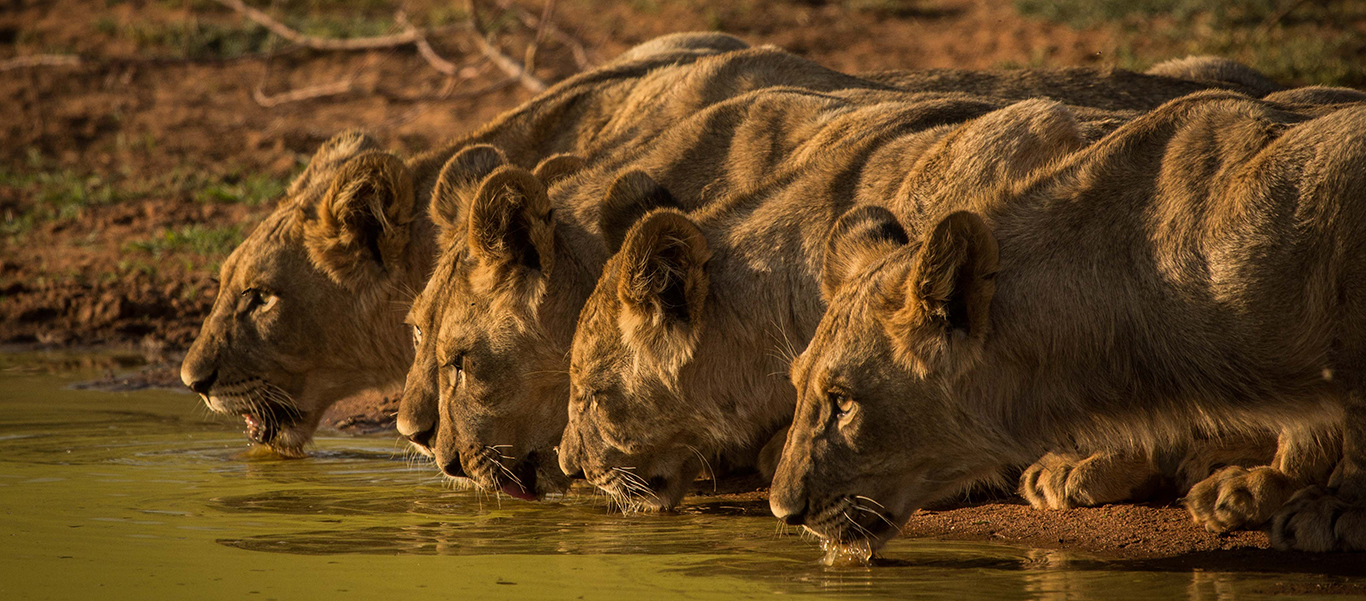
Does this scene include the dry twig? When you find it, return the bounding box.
[494,0,593,68]
[217,0,547,92]
[463,0,548,92]
[253,78,354,107]
[396,11,459,76]
[1259,0,1318,33]
[0,54,81,70]
[522,0,555,74]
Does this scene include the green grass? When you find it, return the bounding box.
[296,14,397,40]
[1,168,125,237]
[1,155,291,240]
[192,172,288,206]
[101,2,408,60]
[1014,0,1292,28]
[122,20,276,59]
[123,224,245,258]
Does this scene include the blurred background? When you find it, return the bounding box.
[2,0,1363,351]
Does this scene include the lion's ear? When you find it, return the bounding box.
[290,130,381,197]
[532,153,585,186]
[599,170,681,253]
[885,211,998,376]
[467,165,556,282]
[615,209,710,375]
[821,206,909,301]
[303,151,415,290]
[430,145,507,242]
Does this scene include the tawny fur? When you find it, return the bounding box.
[182,33,766,456]
[773,90,1366,553]
[181,30,1278,459]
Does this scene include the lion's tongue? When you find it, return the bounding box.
[499,482,537,501]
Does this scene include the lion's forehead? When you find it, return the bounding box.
[217,209,313,288]
[802,294,889,387]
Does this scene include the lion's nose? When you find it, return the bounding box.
[776,501,808,526]
[185,368,218,395]
[557,447,584,480]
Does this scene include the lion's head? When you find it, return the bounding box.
[558,208,717,510]
[769,100,1086,560]
[181,131,430,456]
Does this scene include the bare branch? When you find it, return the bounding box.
[463,0,485,37]
[253,78,353,107]
[0,54,81,70]
[215,0,546,94]
[522,0,555,74]
[396,11,458,76]
[464,0,548,92]
[493,0,593,68]
[1259,0,1318,34]
[212,0,418,50]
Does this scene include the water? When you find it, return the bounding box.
[0,352,1353,600]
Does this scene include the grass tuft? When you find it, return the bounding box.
[123,224,245,258]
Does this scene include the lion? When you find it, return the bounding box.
[182,26,1277,457]
[1016,83,1366,511]
[768,90,1366,559]
[179,32,843,456]
[175,32,957,457]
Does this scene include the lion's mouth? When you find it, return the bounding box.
[221,398,302,446]
[590,469,685,511]
[802,495,905,558]
[242,412,278,444]
[496,452,542,501]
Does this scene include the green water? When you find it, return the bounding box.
[0,352,1354,600]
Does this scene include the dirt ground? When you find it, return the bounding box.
[3,0,1364,348]
[6,0,1366,584]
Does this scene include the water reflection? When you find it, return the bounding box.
[1,355,1359,601]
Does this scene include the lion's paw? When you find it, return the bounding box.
[1270,485,1366,552]
[1021,451,1156,510]
[1184,465,1297,533]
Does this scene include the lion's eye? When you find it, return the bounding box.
[830,390,855,418]
[445,353,466,373]
[238,288,272,314]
